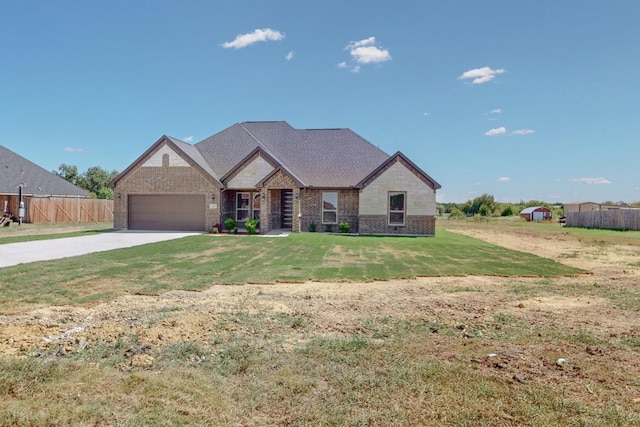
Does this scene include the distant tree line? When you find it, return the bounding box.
[439,193,640,219]
[54,164,119,199]
[439,193,558,218]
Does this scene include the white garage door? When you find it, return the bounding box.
[532,211,544,221]
[128,195,205,231]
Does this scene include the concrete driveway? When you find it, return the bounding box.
[0,231,200,268]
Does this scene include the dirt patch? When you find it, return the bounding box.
[1,224,640,415]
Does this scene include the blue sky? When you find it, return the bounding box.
[1,1,639,203]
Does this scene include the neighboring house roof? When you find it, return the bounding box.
[0,145,90,197]
[196,121,392,188]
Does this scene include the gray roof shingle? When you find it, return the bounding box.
[196,121,391,188]
[0,146,90,197]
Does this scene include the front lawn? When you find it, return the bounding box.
[0,231,581,313]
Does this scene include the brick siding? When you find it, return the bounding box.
[113,145,219,230]
[300,189,359,233]
[359,215,436,236]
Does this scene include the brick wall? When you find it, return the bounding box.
[113,142,219,230]
[300,189,359,233]
[359,215,436,236]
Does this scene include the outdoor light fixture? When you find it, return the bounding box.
[211,193,216,201]
[295,191,300,201]
[261,191,265,199]
[117,193,121,199]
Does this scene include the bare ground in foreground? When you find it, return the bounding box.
[1,222,639,419]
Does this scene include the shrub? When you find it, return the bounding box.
[212,223,222,233]
[244,219,259,235]
[224,218,237,231]
[324,223,333,233]
[309,222,317,232]
[338,222,350,233]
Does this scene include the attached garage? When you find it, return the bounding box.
[128,194,205,231]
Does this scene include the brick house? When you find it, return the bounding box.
[111,121,441,235]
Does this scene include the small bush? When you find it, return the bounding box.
[244,219,259,234]
[224,218,237,231]
[211,223,222,233]
[338,222,350,233]
[324,223,333,233]
[309,222,317,232]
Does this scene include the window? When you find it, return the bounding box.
[236,192,250,222]
[322,192,338,224]
[236,192,261,222]
[388,192,406,225]
[252,193,261,220]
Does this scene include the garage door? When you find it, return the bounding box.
[128,195,205,231]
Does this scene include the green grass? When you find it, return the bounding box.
[0,222,114,244]
[0,231,582,313]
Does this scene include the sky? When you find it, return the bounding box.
[1,1,639,204]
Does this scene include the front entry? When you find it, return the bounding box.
[281,190,293,229]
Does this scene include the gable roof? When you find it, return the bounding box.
[196,121,391,188]
[0,145,90,197]
[355,151,442,190]
[111,136,222,187]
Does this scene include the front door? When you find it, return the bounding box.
[281,190,293,229]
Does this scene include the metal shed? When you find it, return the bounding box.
[520,206,552,221]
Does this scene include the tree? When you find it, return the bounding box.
[463,194,498,216]
[54,164,119,199]
[53,164,79,186]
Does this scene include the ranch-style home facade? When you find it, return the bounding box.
[111,121,441,235]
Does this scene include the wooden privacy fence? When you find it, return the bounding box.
[566,210,640,231]
[24,197,114,224]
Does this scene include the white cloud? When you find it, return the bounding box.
[497,177,511,182]
[459,66,505,84]
[484,127,506,136]
[285,51,295,61]
[336,61,348,69]
[222,28,285,49]
[572,177,612,185]
[350,46,391,64]
[423,112,430,117]
[340,37,391,70]
[64,147,90,153]
[350,45,392,64]
[184,136,194,143]
[511,129,535,135]
[346,37,376,49]
[489,108,502,114]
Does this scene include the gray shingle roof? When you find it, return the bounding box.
[0,146,90,197]
[196,121,391,188]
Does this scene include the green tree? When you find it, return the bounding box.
[54,164,119,199]
[53,164,79,186]
[500,205,515,217]
[78,166,119,199]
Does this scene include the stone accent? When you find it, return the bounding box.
[359,160,436,216]
[113,142,220,231]
[142,145,190,167]
[226,154,274,188]
[359,215,436,236]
